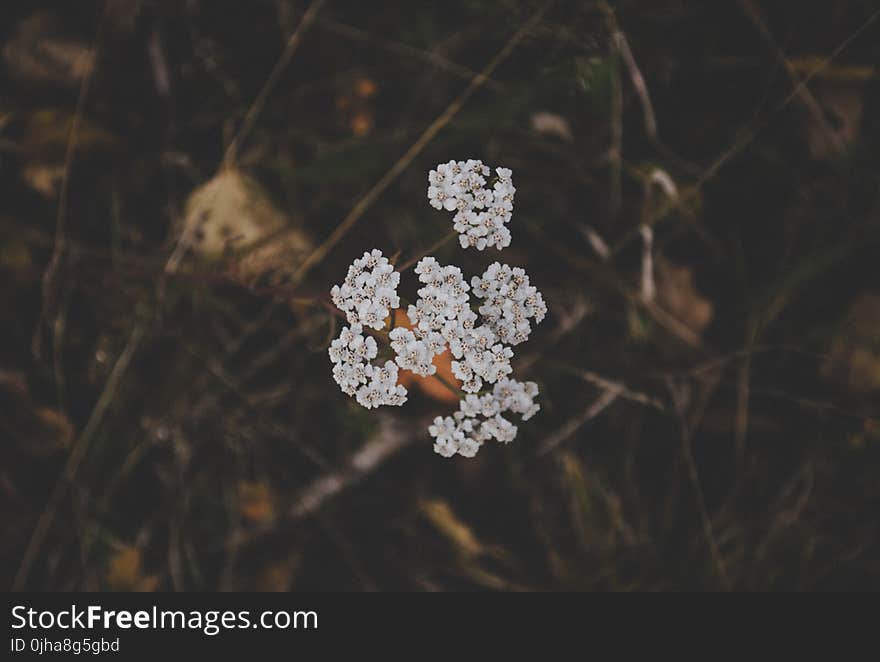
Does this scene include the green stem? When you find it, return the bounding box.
[397,230,458,272]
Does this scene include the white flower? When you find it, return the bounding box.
[493,377,541,420]
[408,259,471,331]
[427,161,515,250]
[389,327,436,377]
[471,262,547,345]
[457,437,482,458]
[330,249,401,330]
[329,324,407,408]
[355,362,409,409]
[350,333,378,361]
[427,378,540,458]
[429,415,465,457]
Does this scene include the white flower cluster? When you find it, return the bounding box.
[329,162,546,459]
[406,257,515,394]
[429,379,540,458]
[328,249,408,409]
[406,258,472,334]
[471,262,547,346]
[330,249,400,330]
[328,323,407,409]
[427,160,515,251]
[355,360,408,410]
[389,327,441,377]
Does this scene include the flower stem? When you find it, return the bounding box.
[431,371,464,398]
[398,230,458,271]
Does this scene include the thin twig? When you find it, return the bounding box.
[734,318,755,473]
[666,378,732,590]
[222,0,325,168]
[538,388,620,456]
[14,324,146,590]
[739,0,844,155]
[397,230,458,272]
[601,1,656,139]
[607,29,623,222]
[290,415,416,519]
[289,1,554,286]
[574,369,665,411]
[580,224,611,260]
[639,224,655,301]
[227,414,420,551]
[37,7,107,407]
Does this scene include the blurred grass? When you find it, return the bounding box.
[1,0,880,591]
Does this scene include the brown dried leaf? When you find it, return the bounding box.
[0,371,73,456]
[20,109,120,162]
[238,481,276,524]
[655,256,714,338]
[3,13,95,88]
[789,58,875,159]
[183,169,312,284]
[255,553,302,591]
[16,109,119,198]
[419,499,486,558]
[336,77,378,137]
[21,163,65,199]
[806,80,865,158]
[823,294,880,392]
[530,111,574,141]
[106,546,160,592]
[0,233,32,271]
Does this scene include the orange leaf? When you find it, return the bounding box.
[238,481,276,524]
[392,309,461,404]
[105,546,159,592]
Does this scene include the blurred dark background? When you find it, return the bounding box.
[1,0,879,591]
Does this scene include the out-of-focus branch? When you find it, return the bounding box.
[290,415,419,519]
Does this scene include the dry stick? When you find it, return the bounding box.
[738,0,844,156]
[575,369,665,411]
[668,379,732,591]
[538,388,621,456]
[734,318,755,474]
[615,31,656,139]
[545,229,706,349]
[289,1,554,287]
[396,230,458,272]
[290,415,417,519]
[600,0,656,140]
[607,33,623,223]
[638,291,704,349]
[37,9,107,412]
[639,224,655,301]
[226,414,420,550]
[222,0,326,169]
[778,10,880,112]
[598,0,628,223]
[13,324,146,591]
[580,224,610,259]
